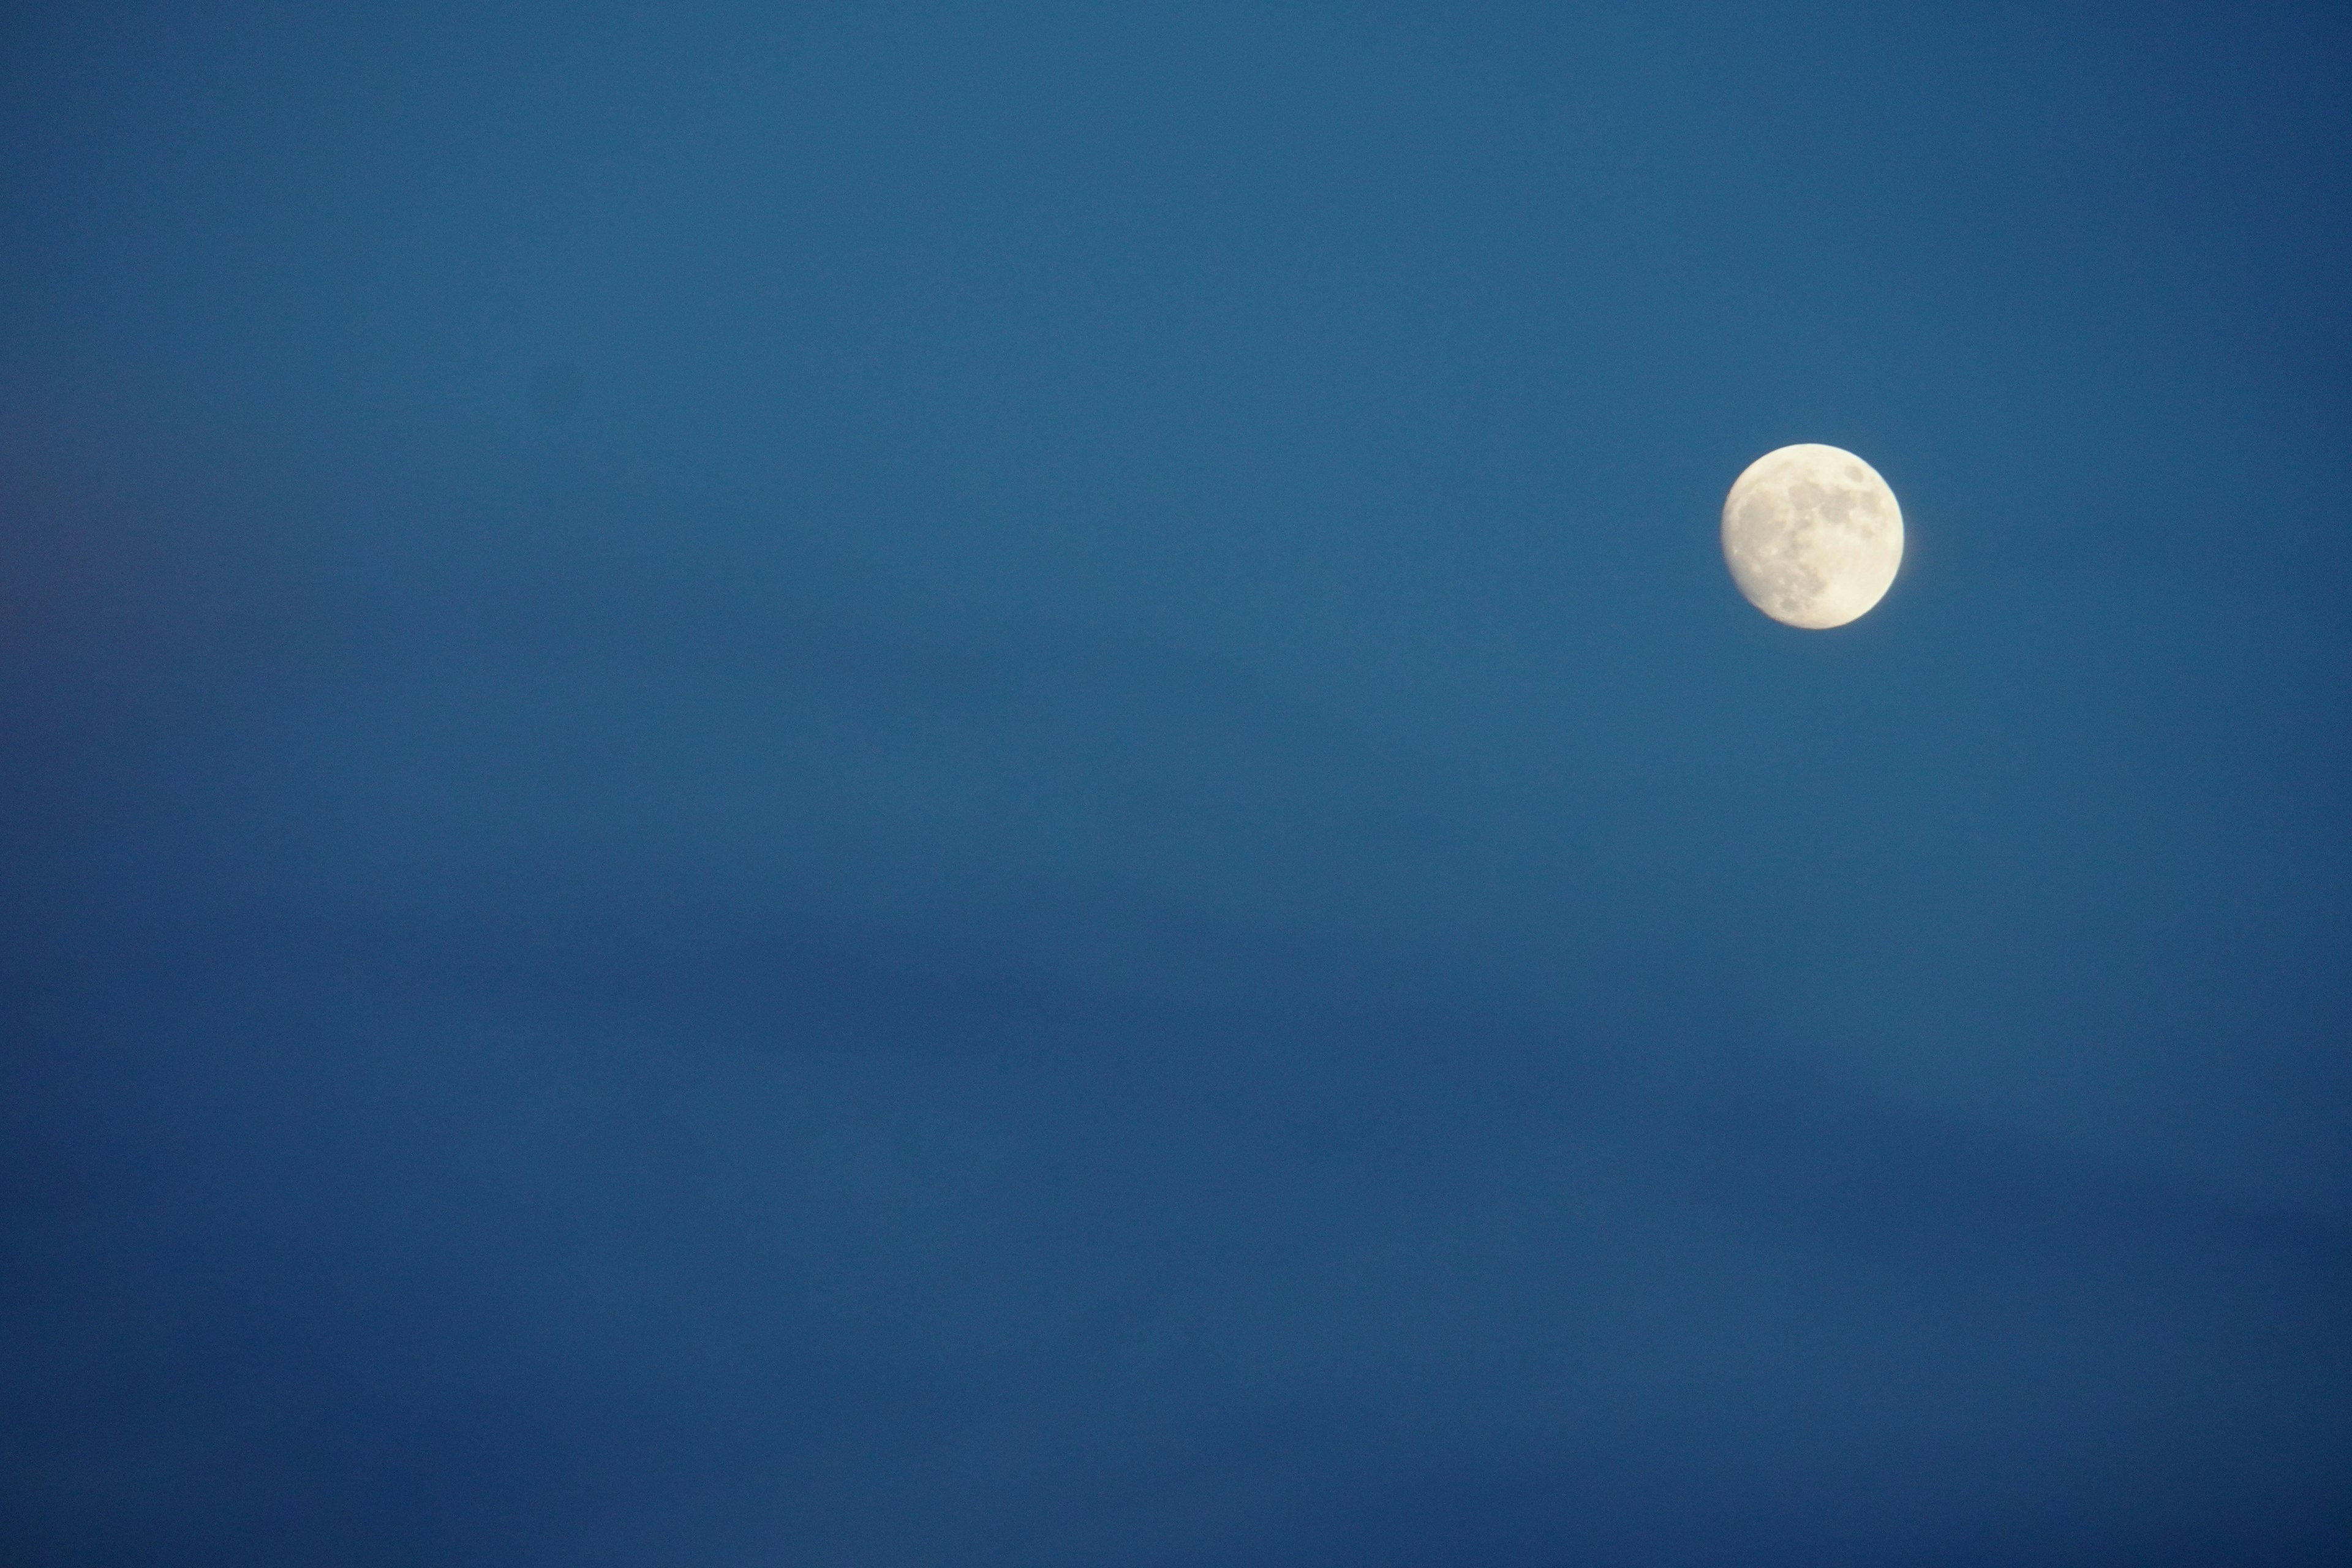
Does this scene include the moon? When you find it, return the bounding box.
[1721,443,1904,628]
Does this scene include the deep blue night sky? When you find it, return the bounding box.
[4,3,2350,1563]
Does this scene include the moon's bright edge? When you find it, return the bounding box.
[1721,444,1904,629]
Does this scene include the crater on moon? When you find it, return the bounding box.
[1721,443,1904,629]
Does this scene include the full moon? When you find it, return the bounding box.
[1721,443,1904,628]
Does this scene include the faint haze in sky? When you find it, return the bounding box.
[2,3,2349,1565]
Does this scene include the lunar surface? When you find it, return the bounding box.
[1721,444,1904,628]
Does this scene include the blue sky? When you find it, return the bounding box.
[3,3,2348,1563]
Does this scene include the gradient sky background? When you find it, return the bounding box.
[4,3,2350,1564]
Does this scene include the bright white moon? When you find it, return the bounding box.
[1721,443,1904,628]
